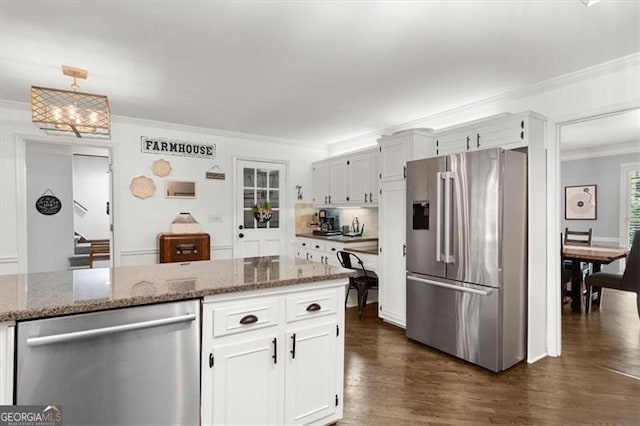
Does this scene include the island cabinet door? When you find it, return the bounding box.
[204,334,281,425]
[284,321,338,425]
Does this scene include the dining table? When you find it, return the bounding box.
[563,244,630,313]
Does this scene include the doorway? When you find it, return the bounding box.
[234,158,287,258]
[16,135,115,274]
[556,108,639,376]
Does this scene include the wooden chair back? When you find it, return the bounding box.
[564,228,592,246]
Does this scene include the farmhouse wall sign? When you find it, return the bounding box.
[141,136,216,159]
[35,188,62,215]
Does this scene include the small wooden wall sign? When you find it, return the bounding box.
[206,165,225,180]
[141,136,216,159]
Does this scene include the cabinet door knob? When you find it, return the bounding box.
[239,314,258,325]
[370,192,373,201]
[365,193,368,203]
[238,233,244,238]
[290,333,297,359]
[315,245,320,249]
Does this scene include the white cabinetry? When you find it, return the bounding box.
[378,179,408,327]
[347,153,369,205]
[202,283,345,426]
[377,129,435,328]
[367,150,379,205]
[434,112,533,156]
[312,148,379,207]
[285,321,338,424]
[312,161,330,206]
[329,159,348,205]
[0,322,14,405]
[296,237,378,271]
[209,333,280,425]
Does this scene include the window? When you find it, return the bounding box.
[621,163,640,247]
[242,167,280,229]
[627,170,640,246]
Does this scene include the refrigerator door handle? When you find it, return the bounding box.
[407,274,491,296]
[444,172,455,264]
[436,172,444,262]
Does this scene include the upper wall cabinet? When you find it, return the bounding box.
[379,129,436,182]
[312,161,330,206]
[312,148,379,208]
[434,112,542,156]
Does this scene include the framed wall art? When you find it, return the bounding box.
[565,184,597,220]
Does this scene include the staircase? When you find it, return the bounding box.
[68,237,110,269]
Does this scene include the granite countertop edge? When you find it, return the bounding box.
[0,271,354,322]
[295,233,379,243]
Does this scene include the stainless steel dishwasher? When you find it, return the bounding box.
[16,300,200,425]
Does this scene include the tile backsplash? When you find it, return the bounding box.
[294,203,378,238]
[337,208,378,237]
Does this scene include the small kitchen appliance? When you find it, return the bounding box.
[313,209,341,236]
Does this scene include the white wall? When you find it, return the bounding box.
[0,104,328,272]
[73,154,110,241]
[562,153,640,241]
[26,149,74,273]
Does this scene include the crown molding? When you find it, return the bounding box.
[328,52,640,150]
[561,140,640,162]
[0,99,324,150]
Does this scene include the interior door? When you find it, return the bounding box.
[236,159,287,258]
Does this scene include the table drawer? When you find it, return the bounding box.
[286,289,338,323]
[207,298,279,338]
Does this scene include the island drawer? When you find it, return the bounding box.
[285,289,338,323]
[205,298,280,338]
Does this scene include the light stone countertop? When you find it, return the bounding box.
[0,256,354,322]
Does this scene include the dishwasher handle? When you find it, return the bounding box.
[407,274,491,296]
[26,313,197,347]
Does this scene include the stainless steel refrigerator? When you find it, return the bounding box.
[405,147,527,372]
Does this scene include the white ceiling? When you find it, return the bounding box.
[1,1,639,144]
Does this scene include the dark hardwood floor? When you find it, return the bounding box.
[341,289,640,425]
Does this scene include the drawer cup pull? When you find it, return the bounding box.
[306,303,321,312]
[239,314,258,325]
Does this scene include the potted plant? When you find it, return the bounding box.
[252,201,273,223]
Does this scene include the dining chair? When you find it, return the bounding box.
[564,228,593,246]
[585,231,640,317]
[563,228,592,298]
[336,250,378,319]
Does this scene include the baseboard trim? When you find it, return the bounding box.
[527,352,548,364]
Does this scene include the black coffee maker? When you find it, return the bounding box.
[315,209,341,235]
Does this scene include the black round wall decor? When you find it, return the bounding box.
[35,192,62,216]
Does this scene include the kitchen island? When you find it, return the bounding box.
[0,256,353,425]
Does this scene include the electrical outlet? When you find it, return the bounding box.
[208,214,223,223]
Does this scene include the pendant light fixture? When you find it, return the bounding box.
[31,65,111,139]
